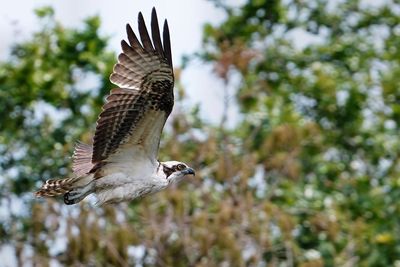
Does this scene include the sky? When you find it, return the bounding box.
[1,0,242,127]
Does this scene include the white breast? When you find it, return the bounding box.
[94,160,168,205]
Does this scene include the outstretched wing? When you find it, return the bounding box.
[92,8,174,165]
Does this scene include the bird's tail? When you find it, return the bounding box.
[35,178,76,197]
[35,175,94,205]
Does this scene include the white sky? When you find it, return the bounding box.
[1,0,242,126]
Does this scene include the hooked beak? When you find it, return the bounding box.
[184,168,195,176]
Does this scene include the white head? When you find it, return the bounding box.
[159,161,195,184]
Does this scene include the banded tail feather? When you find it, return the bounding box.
[35,177,76,197]
[36,175,94,205]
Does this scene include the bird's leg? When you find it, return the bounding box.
[64,182,94,205]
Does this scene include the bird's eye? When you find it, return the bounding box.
[176,164,186,171]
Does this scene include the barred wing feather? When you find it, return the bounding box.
[92,8,174,166]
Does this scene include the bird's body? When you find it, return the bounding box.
[90,163,167,205]
[35,8,195,205]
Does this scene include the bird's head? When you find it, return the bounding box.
[160,161,195,184]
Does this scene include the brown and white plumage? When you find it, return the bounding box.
[35,8,195,205]
[93,10,174,164]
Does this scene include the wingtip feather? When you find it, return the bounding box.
[151,7,163,56]
[138,11,144,21]
[163,19,173,67]
[138,11,154,51]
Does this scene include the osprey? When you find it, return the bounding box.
[35,8,195,205]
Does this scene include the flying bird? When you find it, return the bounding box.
[35,8,195,205]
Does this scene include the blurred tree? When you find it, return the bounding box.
[200,0,400,266]
[1,0,400,266]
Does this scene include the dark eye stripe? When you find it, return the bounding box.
[163,165,174,178]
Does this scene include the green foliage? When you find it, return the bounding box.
[0,7,114,196]
[1,1,400,266]
[201,0,400,265]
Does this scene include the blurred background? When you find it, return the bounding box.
[1,0,400,266]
